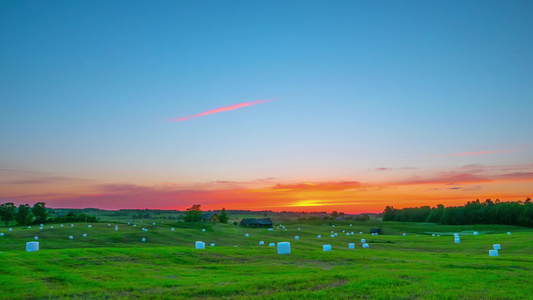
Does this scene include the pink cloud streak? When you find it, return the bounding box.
[169,99,273,122]
[436,150,515,157]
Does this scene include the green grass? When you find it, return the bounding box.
[1,221,532,299]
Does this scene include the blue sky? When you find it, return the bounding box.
[1,1,532,211]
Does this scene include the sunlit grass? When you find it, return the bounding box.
[1,221,532,299]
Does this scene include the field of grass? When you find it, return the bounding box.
[1,220,532,299]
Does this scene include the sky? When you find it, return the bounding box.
[1,0,532,213]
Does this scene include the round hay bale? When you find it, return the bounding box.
[142,238,146,242]
[259,241,264,245]
[83,233,87,237]
[361,239,366,243]
[349,243,355,249]
[489,250,498,257]
[317,235,321,238]
[34,236,38,240]
[211,243,215,247]
[323,244,332,251]
[26,242,39,252]
[295,236,299,240]
[69,236,73,240]
[277,242,290,255]
[493,244,501,250]
[362,243,369,248]
[269,243,275,247]
[0,233,3,236]
[171,228,175,231]
[202,229,205,232]
[507,232,511,235]
[245,233,249,237]
[195,241,205,249]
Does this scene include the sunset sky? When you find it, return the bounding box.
[1,1,532,213]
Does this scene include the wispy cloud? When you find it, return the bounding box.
[169,99,274,122]
[436,150,515,157]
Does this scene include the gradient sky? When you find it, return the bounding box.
[1,1,532,213]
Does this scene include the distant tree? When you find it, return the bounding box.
[16,204,32,226]
[32,202,48,223]
[184,204,202,222]
[219,208,229,223]
[0,202,16,225]
[330,211,339,219]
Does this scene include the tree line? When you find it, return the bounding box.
[183,205,229,223]
[0,202,96,226]
[383,198,533,227]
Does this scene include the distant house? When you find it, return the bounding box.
[370,228,382,234]
[240,218,273,228]
[201,213,220,222]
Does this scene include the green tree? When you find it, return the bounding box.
[32,202,48,223]
[219,208,229,223]
[184,204,202,222]
[0,202,16,225]
[16,204,32,226]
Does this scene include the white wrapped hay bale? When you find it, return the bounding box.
[211,243,215,247]
[195,241,205,249]
[330,234,335,238]
[346,233,350,236]
[489,250,498,257]
[259,241,264,245]
[133,225,137,227]
[171,228,174,231]
[88,225,92,228]
[60,224,63,227]
[350,224,352,227]
[359,232,362,234]
[115,228,118,231]
[507,232,511,235]
[323,244,332,251]
[298,228,300,230]
[26,242,39,252]
[28,226,31,229]
[331,231,334,234]
[8,228,12,231]
[432,234,435,236]
[50,226,53,229]
[142,238,146,242]
[473,232,478,235]
[332,225,335,228]
[245,234,249,237]
[83,233,87,237]
[71,224,74,227]
[153,223,156,225]
[295,236,299,240]
[334,233,338,236]
[362,243,369,248]
[317,235,321,238]
[268,228,273,231]
[34,236,38,240]
[361,239,366,243]
[40,224,43,227]
[403,233,406,236]
[371,233,375,236]
[493,244,501,250]
[349,243,355,249]
[269,243,275,247]
[0,233,3,236]
[202,229,205,232]
[39,227,43,230]
[69,236,73,240]
[342,230,345,233]
[277,242,290,255]
[115,225,118,228]
[454,238,461,244]
[108,224,111,227]
[351,232,354,235]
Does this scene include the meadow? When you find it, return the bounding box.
[1,219,532,299]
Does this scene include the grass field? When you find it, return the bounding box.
[1,220,532,299]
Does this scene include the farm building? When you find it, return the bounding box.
[201,213,220,222]
[240,218,273,228]
[370,228,382,234]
